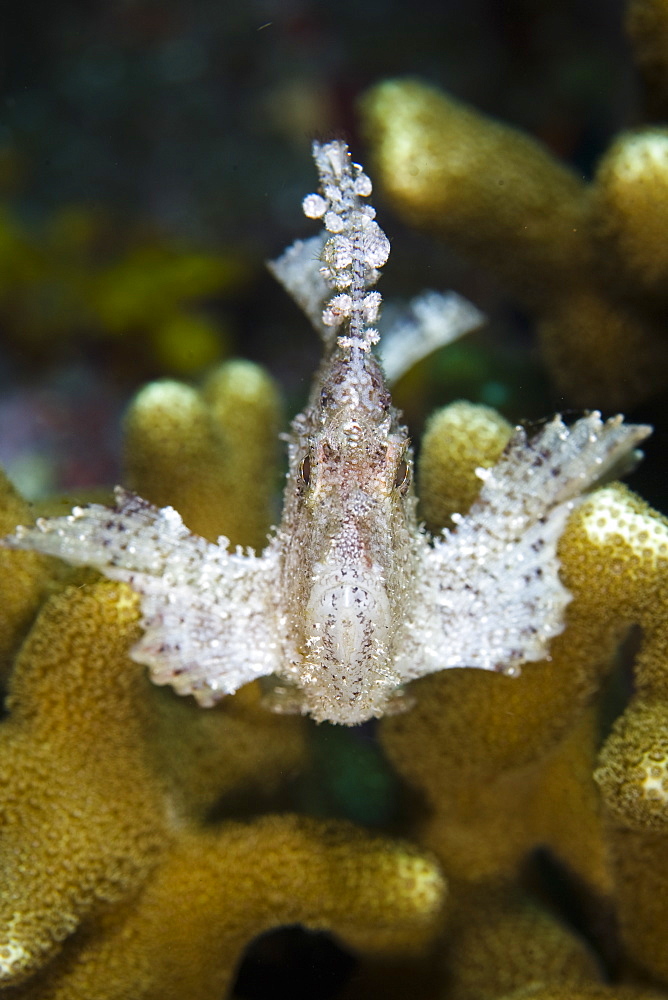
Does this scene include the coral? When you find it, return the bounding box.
[8,391,663,997]
[4,365,668,999]
[0,475,51,680]
[4,124,668,995]
[591,130,668,297]
[577,484,668,985]
[376,401,668,992]
[360,70,668,408]
[123,360,282,549]
[417,400,512,532]
[340,882,611,1000]
[0,359,447,995]
[0,581,169,984]
[0,577,444,997]
[437,884,602,1000]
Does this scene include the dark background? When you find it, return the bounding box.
[0,0,648,500]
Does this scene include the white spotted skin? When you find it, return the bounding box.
[1,140,652,726]
[276,345,421,724]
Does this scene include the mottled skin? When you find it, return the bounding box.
[1,141,650,728]
[277,342,420,723]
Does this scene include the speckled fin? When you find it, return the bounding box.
[3,488,281,706]
[398,413,651,680]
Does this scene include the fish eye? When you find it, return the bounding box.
[370,373,390,410]
[299,455,312,487]
[393,457,410,493]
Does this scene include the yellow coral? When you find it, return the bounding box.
[0,575,444,997]
[123,360,281,549]
[380,644,610,888]
[438,884,602,1000]
[0,474,53,681]
[0,361,452,995]
[380,404,613,887]
[597,702,668,829]
[360,77,668,408]
[5,374,668,995]
[380,400,668,991]
[0,582,166,984]
[418,401,512,531]
[563,484,668,985]
[5,817,444,1000]
[360,79,589,309]
[591,129,668,294]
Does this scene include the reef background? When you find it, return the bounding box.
[2,0,656,502]
[3,2,668,998]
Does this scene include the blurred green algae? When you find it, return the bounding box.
[0,182,249,378]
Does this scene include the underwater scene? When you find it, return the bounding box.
[2,0,668,997]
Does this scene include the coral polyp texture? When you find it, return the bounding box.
[360,43,668,409]
[2,142,650,728]
[376,403,668,995]
[0,371,446,997]
[122,359,282,550]
[3,136,668,996]
[3,369,668,999]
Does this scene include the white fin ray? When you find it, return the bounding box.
[5,488,281,706]
[0,140,655,726]
[398,413,652,680]
[267,233,332,343]
[378,291,485,385]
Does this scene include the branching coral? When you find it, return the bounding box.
[437,884,602,1000]
[0,581,168,985]
[122,360,282,550]
[4,120,668,997]
[6,391,666,997]
[375,401,668,993]
[0,576,444,998]
[360,52,668,409]
[0,358,446,996]
[383,404,613,887]
[578,485,668,985]
[355,21,668,986]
